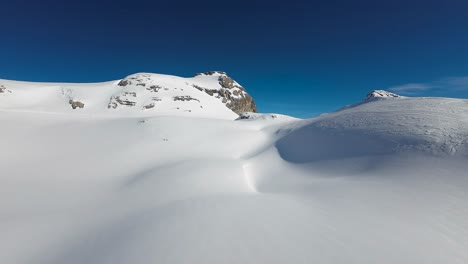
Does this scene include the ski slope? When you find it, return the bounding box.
[1,81,468,264]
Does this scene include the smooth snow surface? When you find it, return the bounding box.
[1,85,468,264]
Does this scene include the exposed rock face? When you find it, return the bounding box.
[108,92,137,109]
[147,85,162,92]
[117,79,130,86]
[237,112,277,120]
[143,103,155,109]
[0,85,12,94]
[218,75,237,89]
[173,96,200,102]
[194,71,257,114]
[69,100,85,109]
[226,94,257,114]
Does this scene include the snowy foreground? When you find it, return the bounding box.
[1,79,468,263]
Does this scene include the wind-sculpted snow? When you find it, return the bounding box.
[277,97,468,163]
[1,93,468,264]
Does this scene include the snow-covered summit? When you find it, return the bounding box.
[366,90,401,100]
[0,71,257,119]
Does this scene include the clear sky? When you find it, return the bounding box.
[1,0,468,117]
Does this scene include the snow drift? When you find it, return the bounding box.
[1,80,468,264]
[277,95,468,162]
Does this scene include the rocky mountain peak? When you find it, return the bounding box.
[192,71,257,114]
[98,71,258,116]
[194,71,227,77]
[366,90,401,100]
[110,72,258,116]
[0,72,259,119]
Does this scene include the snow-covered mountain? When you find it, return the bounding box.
[365,89,401,99]
[278,90,468,161]
[1,87,468,264]
[0,71,257,119]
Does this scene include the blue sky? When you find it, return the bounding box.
[1,0,468,117]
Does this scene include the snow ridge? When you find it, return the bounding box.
[0,72,257,119]
[366,90,402,100]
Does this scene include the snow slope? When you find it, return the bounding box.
[1,88,468,264]
[277,95,468,162]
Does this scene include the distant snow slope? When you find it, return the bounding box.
[1,89,468,264]
[277,95,468,162]
[0,71,257,119]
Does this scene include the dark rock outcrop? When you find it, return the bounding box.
[0,85,12,94]
[226,95,257,114]
[237,112,277,120]
[143,103,155,109]
[118,79,130,86]
[108,96,136,108]
[69,100,85,109]
[173,96,200,102]
[147,85,162,92]
[194,71,257,114]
